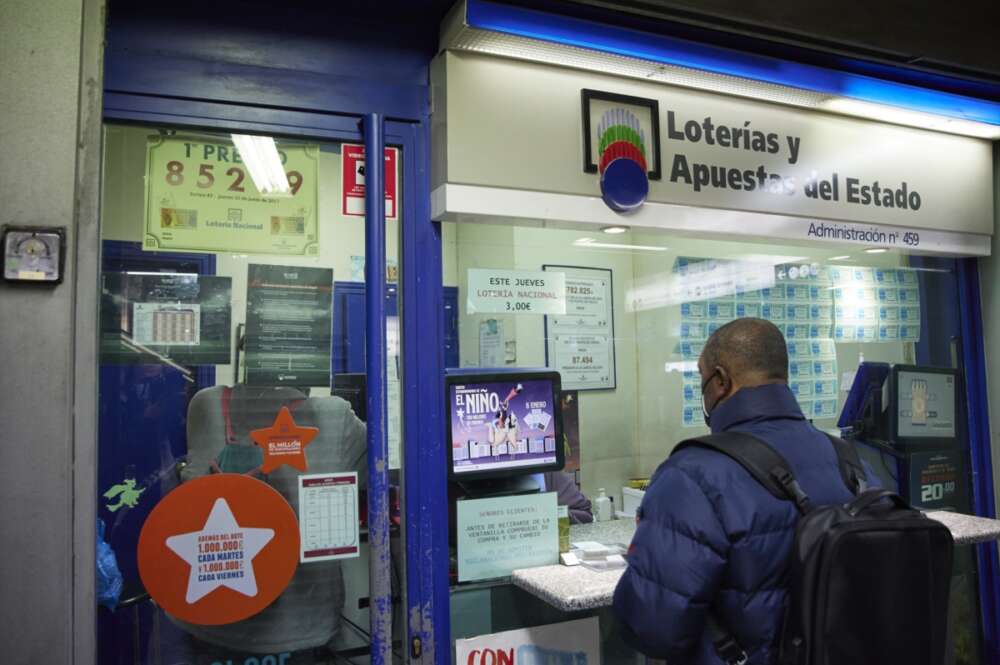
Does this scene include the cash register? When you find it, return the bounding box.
[839,362,968,511]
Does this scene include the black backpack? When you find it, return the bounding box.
[674,431,954,665]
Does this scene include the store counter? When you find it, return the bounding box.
[512,512,1000,613]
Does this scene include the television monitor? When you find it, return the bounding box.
[889,365,959,448]
[446,370,564,482]
[100,271,232,366]
[333,373,367,422]
[838,362,959,450]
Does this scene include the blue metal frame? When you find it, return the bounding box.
[400,120,451,665]
[466,0,1000,126]
[363,113,392,665]
[957,258,1000,661]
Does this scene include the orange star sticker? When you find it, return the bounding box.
[250,406,319,474]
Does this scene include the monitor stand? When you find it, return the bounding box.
[457,475,541,499]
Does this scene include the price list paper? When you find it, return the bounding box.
[544,266,616,391]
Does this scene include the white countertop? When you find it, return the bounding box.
[511,511,1000,612]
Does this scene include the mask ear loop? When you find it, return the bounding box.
[700,369,719,426]
[701,366,730,426]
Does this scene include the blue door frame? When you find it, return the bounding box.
[102,95,451,665]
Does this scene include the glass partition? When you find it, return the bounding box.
[443,220,981,665]
[97,124,403,665]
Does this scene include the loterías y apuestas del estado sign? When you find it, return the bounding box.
[583,88,929,216]
[663,110,922,210]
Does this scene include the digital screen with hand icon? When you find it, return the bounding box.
[897,369,956,439]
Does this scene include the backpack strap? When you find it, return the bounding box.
[674,432,812,514]
[825,433,868,496]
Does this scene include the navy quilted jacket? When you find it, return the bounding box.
[613,384,872,664]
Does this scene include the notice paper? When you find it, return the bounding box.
[456,492,558,582]
[479,319,505,367]
[298,472,360,563]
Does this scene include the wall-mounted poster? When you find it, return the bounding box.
[341,144,399,220]
[544,266,616,391]
[144,136,319,256]
[244,264,333,387]
[100,272,232,365]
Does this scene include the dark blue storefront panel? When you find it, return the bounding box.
[104,3,436,121]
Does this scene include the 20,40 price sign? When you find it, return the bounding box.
[144,136,320,257]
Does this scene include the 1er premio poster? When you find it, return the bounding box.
[144,136,319,256]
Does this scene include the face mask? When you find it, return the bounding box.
[700,370,719,426]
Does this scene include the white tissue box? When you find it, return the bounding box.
[621,487,645,517]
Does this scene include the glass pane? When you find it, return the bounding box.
[443,220,980,664]
[97,124,402,665]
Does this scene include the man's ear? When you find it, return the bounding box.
[716,366,733,395]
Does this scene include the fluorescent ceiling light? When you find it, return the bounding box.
[601,225,628,234]
[830,255,851,261]
[865,248,889,254]
[821,99,1000,139]
[574,237,666,251]
[230,134,291,195]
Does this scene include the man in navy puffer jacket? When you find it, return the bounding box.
[613,318,875,664]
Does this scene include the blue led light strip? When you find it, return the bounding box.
[467,0,1000,127]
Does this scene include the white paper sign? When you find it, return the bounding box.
[456,493,558,582]
[545,267,616,390]
[479,319,505,367]
[551,333,614,389]
[388,316,401,470]
[456,617,601,665]
[298,472,360,562]
[467,269,566,315]
[551,277,610,328]
[133,303,201,345]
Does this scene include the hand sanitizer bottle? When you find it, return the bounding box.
[595,488,612,523]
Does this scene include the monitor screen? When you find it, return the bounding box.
[448,373,562,477]
[333,373,367,422]
[896,369,957,440]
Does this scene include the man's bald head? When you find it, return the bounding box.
[700,318,788,385]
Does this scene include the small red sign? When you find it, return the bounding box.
[250,406,319,474]
[342,144,398,219]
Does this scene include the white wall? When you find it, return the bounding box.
[0,1,104,664]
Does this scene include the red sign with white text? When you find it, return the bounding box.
[342,144,398,219]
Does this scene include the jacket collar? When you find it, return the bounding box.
[709,383,805,433]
